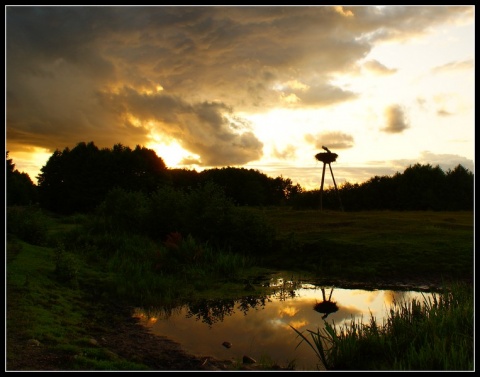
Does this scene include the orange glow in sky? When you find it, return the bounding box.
[6,6,474,189]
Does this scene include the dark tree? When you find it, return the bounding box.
[393,164,446,210]
[198,167,300,206]
[199,167,268,205]
[444,164,474,210]
[292,163,473,211]
[131,145,169,192]
[360,175,397,210]
[167,168,201,189]
[37,142,168,214]
[6,151,38,206]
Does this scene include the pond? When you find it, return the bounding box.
[134,273,435,371]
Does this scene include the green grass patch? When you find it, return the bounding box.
[6,235,146,370]
[250,208,473,283]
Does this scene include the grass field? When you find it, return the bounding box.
[6,207,474,371]
[249,208,473,286]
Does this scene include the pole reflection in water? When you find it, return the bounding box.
[313,287,339,319]
[135,276,434,371]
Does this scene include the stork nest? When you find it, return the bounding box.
[313,301,339,314]
[315,152,338,164]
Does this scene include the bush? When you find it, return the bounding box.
[182,182,277,255]
[92,182,277,259]
[6,206,48,245]
[98,187,150,235]
[146,185,188,239]
[54,243,79,287]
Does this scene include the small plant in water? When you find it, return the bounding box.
[290,322,335,370]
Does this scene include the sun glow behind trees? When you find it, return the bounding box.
[6,6,474,190]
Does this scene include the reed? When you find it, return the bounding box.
[291,283,473,370]
[102,232,254,306]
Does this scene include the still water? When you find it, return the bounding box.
[135,275,434,370]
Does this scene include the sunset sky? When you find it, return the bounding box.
[6,5,474,190]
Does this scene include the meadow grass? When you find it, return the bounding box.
[6,238,146,370]
[7,205,474,371]
[250,207,473,283]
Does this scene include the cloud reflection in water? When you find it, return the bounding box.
[136,279,432,370]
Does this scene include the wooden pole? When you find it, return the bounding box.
[328,287,334,301]
[320,162,326,211]
[328,163,344,211]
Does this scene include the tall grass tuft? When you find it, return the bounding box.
[291,283,473,371]
[54,243,79,288]
[99,231,254,306]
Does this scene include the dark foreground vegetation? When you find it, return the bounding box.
[6,142,474,370]
[291,281,473,370]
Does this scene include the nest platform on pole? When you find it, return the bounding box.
[315,146,344,211]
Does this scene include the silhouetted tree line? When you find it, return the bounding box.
[6,151,38,206]
[291,163,474,211]
[169,167,303,206]
[6,142,473,213]
[20,141,301,214]
[35,142,169,214]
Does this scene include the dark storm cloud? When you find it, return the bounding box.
[98,86,263,166]
[6,5,473,165]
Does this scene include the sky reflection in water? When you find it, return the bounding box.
[135,277,433,371]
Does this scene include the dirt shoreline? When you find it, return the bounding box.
[6,300,274,371]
